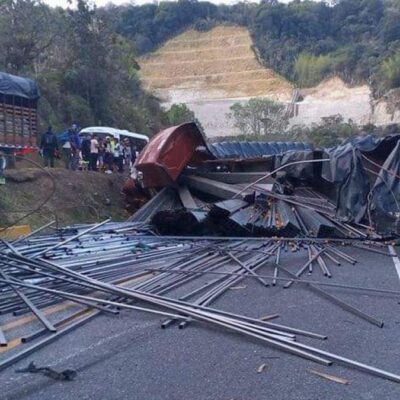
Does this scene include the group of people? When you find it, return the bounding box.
[40,124,137,173]
[80,134,136,173]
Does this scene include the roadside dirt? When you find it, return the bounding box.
[0,168,128,230]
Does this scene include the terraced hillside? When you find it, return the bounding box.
[140,26,292,100]
[139,26,400,137]
[139,26,293,137]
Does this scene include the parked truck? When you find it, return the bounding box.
[0,72,40,179]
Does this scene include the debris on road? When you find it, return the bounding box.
[1,123,400,386]
[309,369,350,385]
[257,363,267,373]
[16,361,77,381]
[0,220,399,383]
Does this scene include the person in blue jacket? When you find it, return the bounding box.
[40,126,58,168]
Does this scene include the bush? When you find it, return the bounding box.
[380,53,400,91]
[162,103,196,126]
[294,53,333,87]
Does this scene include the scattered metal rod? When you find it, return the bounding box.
[34,218,111,257]
[0,220,398,384]
[0,269,57,333]
[12,220,56,244]
[284,249,325,288]
[276,264,384,328]
[0,326,7,347]
[146,268,400,296]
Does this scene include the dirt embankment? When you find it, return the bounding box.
[0,168,128,230]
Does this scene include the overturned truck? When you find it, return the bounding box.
[125,122,400,238]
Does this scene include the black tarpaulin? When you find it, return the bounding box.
[369,140,400,234]
[274,150,315,181]
[322,143,370,223]
[0,72,40,100]
[321,134,400,229]
[336,149,370,223]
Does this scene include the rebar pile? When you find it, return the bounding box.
[0,220,400,383]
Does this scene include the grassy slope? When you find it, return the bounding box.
[0,168,128,231]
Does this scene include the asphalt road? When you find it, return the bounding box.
[1,245,400,400]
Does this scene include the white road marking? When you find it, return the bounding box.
[388,245,400,282]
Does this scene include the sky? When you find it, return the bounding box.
[42,0,311,9]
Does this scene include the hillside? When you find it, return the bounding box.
[139,26,400,138]
[2,0,400,139]
[0,168,128,231]
[139,26,293,137]
[140,26,292,101]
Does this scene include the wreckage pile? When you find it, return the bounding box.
[127,123,400,239]
[1,123,400,384]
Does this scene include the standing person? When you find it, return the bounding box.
[89,134,99,171]
[62,130,72,169]
[40,126,58,168]
[69,127,81,171]
[113,138,124,173]
[104,136,113,173]
[98,137,105,171]
[123,139,132,171]
[131,143,137,165]
[81,134,91,164]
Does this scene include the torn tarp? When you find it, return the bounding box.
[321,134,400,231]
[274,150,315,181]
[369,140,400,234]
[335,148,370,223]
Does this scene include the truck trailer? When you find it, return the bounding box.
[0,71,40,152]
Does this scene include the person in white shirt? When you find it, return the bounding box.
[62,134,72,169]
[89,135,99,171]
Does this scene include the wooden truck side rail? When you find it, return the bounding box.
[0,96,38,149]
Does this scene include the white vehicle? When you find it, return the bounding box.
[79,126,149,148]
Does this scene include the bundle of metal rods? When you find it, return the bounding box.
[0,220,399,383]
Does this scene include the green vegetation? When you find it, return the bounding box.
[294,54,333,88]
[114,0,400,96]
[2,0,400,134]
[228,99,288,138]
[162,104,196,126]
[224,101,400,148]
[380,53,400,92]
[0,0,163,134]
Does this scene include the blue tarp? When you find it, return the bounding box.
[0,72,40,100]
[208,141,312,159]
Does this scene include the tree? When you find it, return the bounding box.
[162,103,196,126]
[306,115,358,147]
[0,0,54,73]
[228,98,288,137]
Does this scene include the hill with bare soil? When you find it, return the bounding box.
[139,26,400,137]
[140,26,293,101]
[139,26,293,137]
